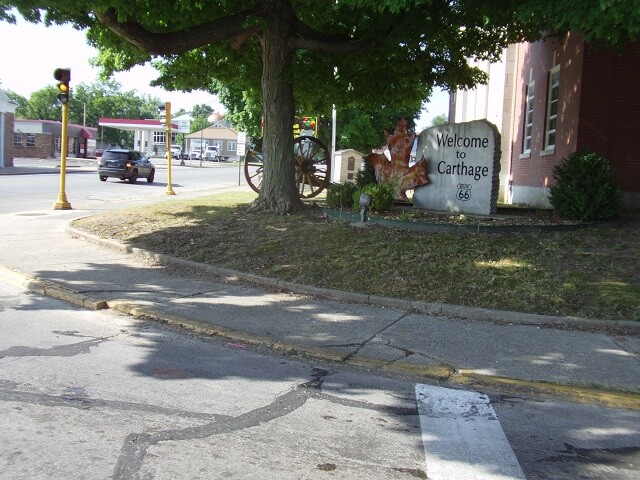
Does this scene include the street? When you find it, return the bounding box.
[0,165,638,479]
[1,281,639,479]
[0,160,246,214]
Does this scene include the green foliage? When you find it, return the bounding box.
[430,114,448,127]
[326,182,358,209]
[19,86,60,121]
[353,182,395,212]
[190,117,210,134]
[191,104,213,118]
[4,90,29,117]
[549,150,622,221]
[355,161,377,188]
[336,108,420,153]
[515,0,640,46]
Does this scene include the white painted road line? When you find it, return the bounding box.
[415,384,526,480]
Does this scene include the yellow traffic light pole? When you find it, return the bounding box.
[164,101,176,196]
[53,69,72,210]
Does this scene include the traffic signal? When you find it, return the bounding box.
[54,68,71,104]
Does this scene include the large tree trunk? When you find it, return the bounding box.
[248,0,305,214]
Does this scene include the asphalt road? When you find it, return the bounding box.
[0,161,245,214]
[1,281,639,479]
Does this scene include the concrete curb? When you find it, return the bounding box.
[2,259,639,410]
[66,225,640,336]
[0,264,108,310]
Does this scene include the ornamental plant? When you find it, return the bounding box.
[549,150,621,221]
[355,162,377,188]
[326,182,358,209]
[352,182,395,212]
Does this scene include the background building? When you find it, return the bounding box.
[0,90,17,167]
[451,35,640,210]
[98,118,179,156]
[13,119,97,159]
[186,120,239,161]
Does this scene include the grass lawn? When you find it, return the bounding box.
[72,191,640,322]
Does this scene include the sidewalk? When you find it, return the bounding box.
[0,157,98,175]
[0,193,639,410]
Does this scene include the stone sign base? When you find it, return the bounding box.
[413,120,500,215]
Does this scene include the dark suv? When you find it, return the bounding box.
[98,149,155,183]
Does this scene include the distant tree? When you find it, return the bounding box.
[430,115,448,127]
[190,117,210,134]
[19,86,60,121]
[64,80,160,146]
[3,90,28,117]
[191,103,214,119]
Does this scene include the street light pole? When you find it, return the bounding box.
[53,101,72,210]
[164,102,176,195]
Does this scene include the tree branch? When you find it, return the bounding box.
[293,18,378,53]
[94,8,258,55]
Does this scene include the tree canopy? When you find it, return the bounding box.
[2,0,638,213]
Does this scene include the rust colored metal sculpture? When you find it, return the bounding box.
[364,118,430,203]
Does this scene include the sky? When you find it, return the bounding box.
[0,14,449,128]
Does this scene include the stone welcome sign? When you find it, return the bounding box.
[414,120,501,215]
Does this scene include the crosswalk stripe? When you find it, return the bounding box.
[415,384,526,480]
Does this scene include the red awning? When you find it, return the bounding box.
[80,128,95,139]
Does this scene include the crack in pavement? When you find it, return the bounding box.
[1,368,421,480]
[342,312,411,362]
[111,368,421,480]
[0,338,107,358]
[0,381,230,421]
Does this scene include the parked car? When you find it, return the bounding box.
[98,149,155,183]
[188,150,202,160]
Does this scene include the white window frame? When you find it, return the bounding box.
[522,80,535,155]
[13,132,22,147]
[153,130,166,144]
[26,134,36,147]
[227,140,236,152]
[544,65,560,151]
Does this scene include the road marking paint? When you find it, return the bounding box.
[415,384,526,480]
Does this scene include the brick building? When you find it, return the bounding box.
[13,119,97,159]
[0,90,17,167]
[451,34,640,210]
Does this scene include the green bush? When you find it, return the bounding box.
[326,182,358,209]
[355,161,377,187]
[549,150,621,221]
[353,182,395,212]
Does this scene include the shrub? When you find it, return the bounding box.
[326,182,358,209]
[549,150,621,221]
[353,182,395,212]
[355,161,377,187]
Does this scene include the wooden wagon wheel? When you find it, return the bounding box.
[243,139,264,194]
[244,136,331,198]
[293,136,330,198]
